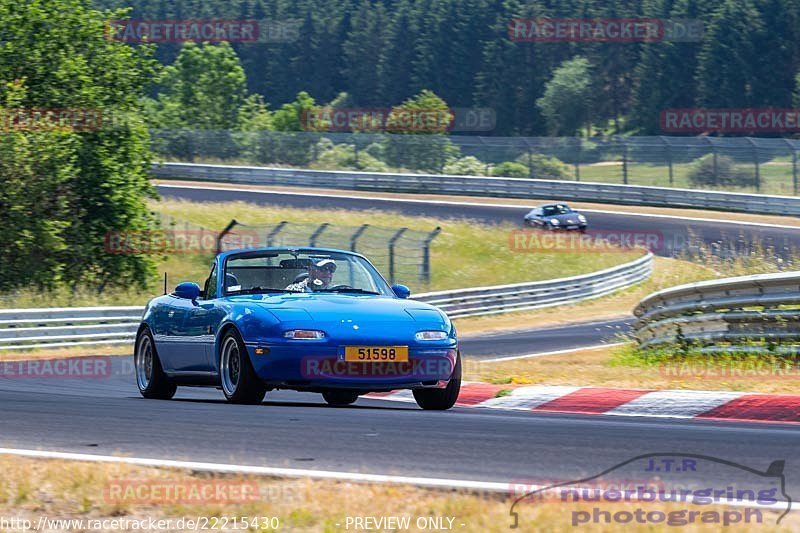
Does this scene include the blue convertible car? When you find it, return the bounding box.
[134,247,461,409]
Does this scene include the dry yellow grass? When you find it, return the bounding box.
[0,455,794,532]
[0,345,131,361]
[466,344,800,395]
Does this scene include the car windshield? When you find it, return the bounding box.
[222,250,393,296]
[543,205,572,216]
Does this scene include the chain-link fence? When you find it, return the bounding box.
[218,220,440,284]
[151,130,800,196]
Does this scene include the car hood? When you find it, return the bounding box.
[549,212,584,224]
[226,293,447,324]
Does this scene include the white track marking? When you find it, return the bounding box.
[606,390,746,419]
[0,447,508,491]
[482,342,627,363]
[157,183,800,231]
[478,386,581,410]
[0,447,789,514]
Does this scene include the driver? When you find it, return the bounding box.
[285,258,337,292]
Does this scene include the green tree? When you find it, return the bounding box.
[696,0,763,107]
[536,57,593,136]
[149,42,247,130]
[382,90,459,173]
[0,0,158,291]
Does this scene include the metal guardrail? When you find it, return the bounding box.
[418,253,653,319]
[633,271,800,350]
[0,307,143,350]
[152,162,800,216]
[0,254,652,350]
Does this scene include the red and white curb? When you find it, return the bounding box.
[367,385,800,423]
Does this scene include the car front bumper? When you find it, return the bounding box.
[246,343,458,391]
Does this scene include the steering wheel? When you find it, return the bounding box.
[328,284,353,290]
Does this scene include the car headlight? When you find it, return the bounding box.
[550,219,560,225]
[415,330,448,341]
[283,329,325,339]
[578,214,587,222]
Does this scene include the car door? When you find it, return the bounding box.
[532,207,544,225]
[174,263,224,373]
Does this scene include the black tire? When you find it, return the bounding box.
[219,329,267,405]
[413,352,462,410]
[134,326,177,400]
[322,390,359,406]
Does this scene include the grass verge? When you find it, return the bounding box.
[0,455,792,532]
[3,198,640,308]
[465,343,800,395]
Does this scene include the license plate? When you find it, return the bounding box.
[344,346,409,362]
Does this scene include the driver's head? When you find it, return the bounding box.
[308,259,336,288]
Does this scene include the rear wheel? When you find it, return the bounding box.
[322,390,359,406]
[134,327,177,400]
[220,330,267,404]
[413,352,462,410]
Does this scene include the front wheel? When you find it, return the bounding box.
[134,327,177,400]
[220,330,267,404]
[322,390,359,406]
[413,352,462,410]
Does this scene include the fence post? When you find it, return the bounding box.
[421,227,441,283]
[621,138,628,185]
[783,138,798,196]
[388,228,408,284]
[660,136,673,186]
[350,224,370,252]
[216,219,239,254]
[745,137,760,192]
[575,137,581,181]
[266,221,288,247]
[309,223,330,247]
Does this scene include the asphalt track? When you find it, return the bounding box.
[1,356,799,506]
[157,184,800,258]
[461,318,630,359]
[3,184,799,512]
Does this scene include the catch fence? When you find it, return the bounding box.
[151,131,800,196]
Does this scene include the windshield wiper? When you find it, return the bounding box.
[317,288,381,295]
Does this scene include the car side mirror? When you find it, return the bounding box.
[174,282,201,301]
[392,284,411,299]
